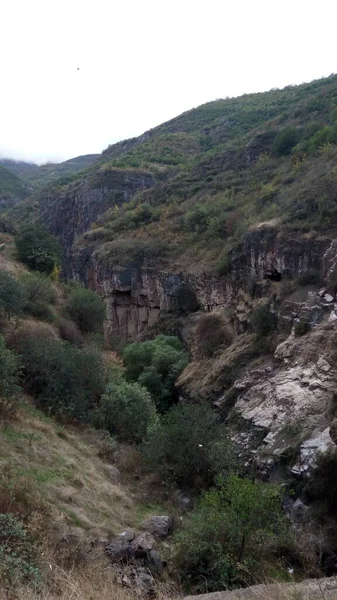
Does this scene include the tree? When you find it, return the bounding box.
[175,475,285,592]
[0,272,26,320]
[0,336,20,399]
[66,287,106,333]
[123,335,188,412]
[143,403,232,487]
[15,225,62,275]
[19,272,53,304]
[251,303,278,337]
[272,127,299,156]
[93,377,158,443]
[12,331,105,421]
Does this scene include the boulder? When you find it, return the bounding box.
[131,531,156,554]
[106,464,121,484]
[141,515,172,539]
[291,498,310,522]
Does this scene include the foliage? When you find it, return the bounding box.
[123,335,188,412]
[0,336,21,399]
[93,376,158,443]
[0,271,26,320]
[12,332,105,421]
[272,127,299,156]
[174,475,285,592]
[15,225,62,275]
[66,286,106,333]
[304,449,337,516]
[0,513,41,585]
[195,313,232,357]
[251,303,278,337]
[294,320,311,336]
[143,403,232,487]
[19,271,53,304]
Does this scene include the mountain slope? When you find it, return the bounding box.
[0,164,30,209]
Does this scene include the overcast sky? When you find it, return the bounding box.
[1,0,336,164]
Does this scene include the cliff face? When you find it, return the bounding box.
[39,168,155,275]
[64,225,332,339]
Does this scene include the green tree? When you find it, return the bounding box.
[251,303,278,337]
[272,127,299,156]
[0,513,41,585]
[15,225,62,275]
[123,335,188,412]
[0,336,20,399]
[66,287,106,333]
[93,377,158,443]
[13,332,105,420]
[19,271,53,304]
[0,272,26,320]
[175,475,285,592]
[143,403,232,487]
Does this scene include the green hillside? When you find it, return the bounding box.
[54,74,337,272]
[0,164,30,209]
[0,154,100,190]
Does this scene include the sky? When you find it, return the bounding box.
[1,0,336,164]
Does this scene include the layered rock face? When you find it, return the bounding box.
[39,168,154,276]
[231,321,337,476]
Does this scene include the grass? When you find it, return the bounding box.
[0,398,137,539]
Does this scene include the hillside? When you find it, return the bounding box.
[0,164,30,209]
[5,74,337,599]
[0,153,100,191]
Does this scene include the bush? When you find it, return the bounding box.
[0,271,26,320]
[0,336,21,400]
[195,313,232,357]
[123,335,188,412]
[15,225,62,275]
[66,287,106,333]
[13,332,105,421]
[93,377,158,443]
[20,271,54,304]
[143,404,232,487]
[216,249,232,276]
[294,320,311,336]
[175,475,285,592]
[0,513,41,585]
[272,127,299,156]
[304,449,337,516]
[251,303,278,337]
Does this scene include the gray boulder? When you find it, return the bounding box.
[141,515,172,539]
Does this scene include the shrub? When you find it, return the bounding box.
[216,249,232,275]
[195,313,232,357]
[304,449,337,516]
[272,127,299,156]
[0,271,26,319]
[93,378,158,443]
[0,513,41,585]
[297,270,322,286]
[143,404,232,487]
[123,335,188,412]
[251,303,278,337]
[20,271,54,304]
[174,475,285,592]
[66,287,106,333]
[13,333,105,421]
[0,336,21,400]
[294,320,311,336]
[15,225,62,275]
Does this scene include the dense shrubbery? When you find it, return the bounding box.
[195,313,232,357]
[15,225,62,275]
[0,336,21,400]
[294,320,311,336]
[272,127,299,156]
[143,403,232,487]
[0,513,41,585]
[11,331,105,420]
[251,303,278,337]
[0,272,26,319]
[175,475,285,592]
[93,374,158,443]
[66,286,106,333]
[123,335,188,412]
